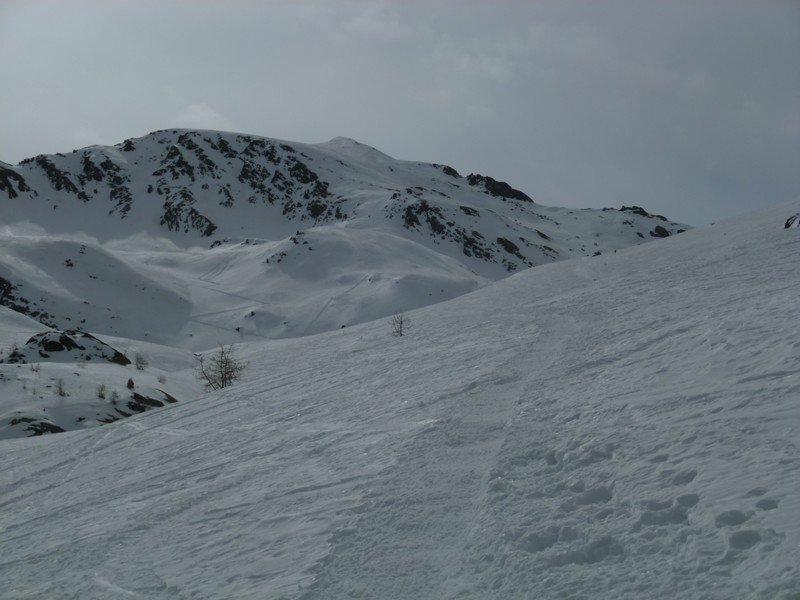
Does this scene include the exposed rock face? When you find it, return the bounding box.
[619,205,667,220]
[4,130,347,238]
[0,276,57,327]
[784,213,800,229]
[466,173,533,202]
[0,163,32,199]
[8,417,66,436]
[127,390,178,413]
[650,225,671,238]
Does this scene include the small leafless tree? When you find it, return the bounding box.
[55,378,67,397]
[96,384,106,399]
[157,374,167,384]
[391,311,410,337]
[110,390,120,405]
[134,353,148,371]
[195,344,247,390]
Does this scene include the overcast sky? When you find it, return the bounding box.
[1,1,798,225]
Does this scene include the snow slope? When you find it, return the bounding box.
[0,200,797,599]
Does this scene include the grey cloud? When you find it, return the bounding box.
[1,0,797,225]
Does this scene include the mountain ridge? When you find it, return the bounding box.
[0,128,684,250]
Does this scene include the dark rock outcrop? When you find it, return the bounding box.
[0,164,32,199]
[650,225,671,238]
[466,173,533,202]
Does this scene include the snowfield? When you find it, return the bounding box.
[0,200,797,599]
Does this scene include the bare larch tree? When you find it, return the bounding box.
[195,344,247,390]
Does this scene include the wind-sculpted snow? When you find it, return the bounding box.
[0,201,797,598]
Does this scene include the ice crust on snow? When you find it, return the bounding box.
[0,199,797,598]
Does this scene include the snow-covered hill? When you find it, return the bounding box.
[0,200,797,599]
[0,305,199,439]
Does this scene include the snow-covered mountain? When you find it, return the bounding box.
[0,198,797,599]
[1,129,685,346]
[0,130,684,438]
[0,130,689,436]
[0,129,684,254]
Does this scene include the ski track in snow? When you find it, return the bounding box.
[301,307,568,599]
[0,202,798,599]
[298,206,800,600]
[304,275,371,335]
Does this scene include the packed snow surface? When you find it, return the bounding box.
[1,201,798,599]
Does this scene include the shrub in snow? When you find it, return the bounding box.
[391,311,410,337]
[134,353,148,370]
[195,344,247,390]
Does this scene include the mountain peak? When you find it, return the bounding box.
[316,136,396,162]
